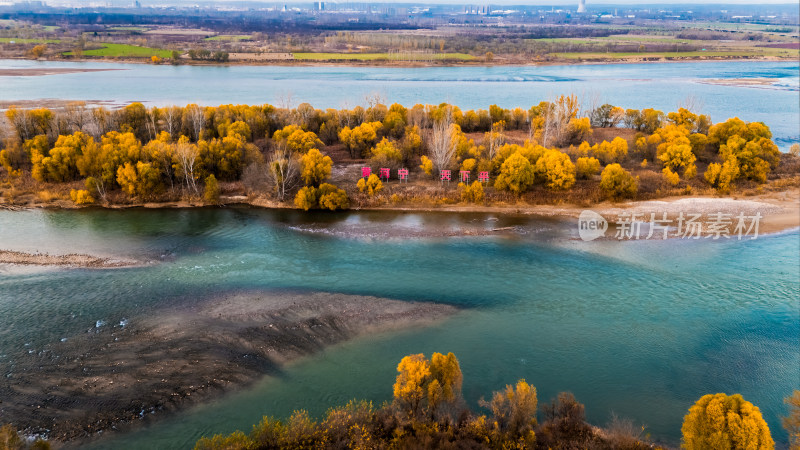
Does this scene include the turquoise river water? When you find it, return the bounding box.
[0,208,798,448]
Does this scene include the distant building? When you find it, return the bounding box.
[577,0,586,13]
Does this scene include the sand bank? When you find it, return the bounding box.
[0,68,121,77]
[1,290,457,443]
[0,249,141,268]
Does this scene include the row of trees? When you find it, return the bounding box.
[191,352,798,449]
[0,100,787,207]
[2,98,681,151]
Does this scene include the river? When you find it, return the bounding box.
[0,208,797,448]
[0,59,798,149]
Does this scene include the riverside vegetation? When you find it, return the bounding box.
[1,98,798,210]
[189,353,796,449]
[1,354,798,448]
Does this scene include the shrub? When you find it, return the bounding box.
[70,189,95,205]
[369,137,402,170]
[460,181,484,203]
[294,186,317,211]
[339,121,383,158]
[494,152,535,194]
[681,393,774,450]
[273,125,323,153]
[357,174,383,196]
[662,167,680,185]
[317,183,349,210]
[460,158,477,173]
[419,155,433,176]
[116,161,162,199]
[590,137,629,164]
[600,164,638,199]
[704,156,740,194]
[534,149,576,190]
[481,379,538,437]
[204,174,220,204]
[575,156,600,179]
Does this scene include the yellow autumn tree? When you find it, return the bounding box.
[393,354,431,417]
[300,148,332,187]
[460,180,484,204]
[369,137,403,169]
[575,156,600,179]
[317,183,349,211]
[272,125,324,154]
[494,151,535,195]
[393,352,463,419]
[419,155,434,176]
[204,174,220,204]
[681,393,774,450]
[481,379,538,439]
[590,137,629,164]
[704,155,740,194]
[534,149,576,190]
[600,163,638,200]
[116,161,162,199]
[784,390,800,450]
[357,173,383,196]
[339,121,383,158]
[33,132,95,182]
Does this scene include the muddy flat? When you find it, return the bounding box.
[0,290,457,443]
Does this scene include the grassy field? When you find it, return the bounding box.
[0,38,62,43]
[107,26,150,32]
[64,43,172,58]
[205,35,251,41]
[293,52,475,61]
[551,48,796,60]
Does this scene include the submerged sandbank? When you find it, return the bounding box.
[1,290,457,443]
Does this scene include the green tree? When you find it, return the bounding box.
[681,393,774,450]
